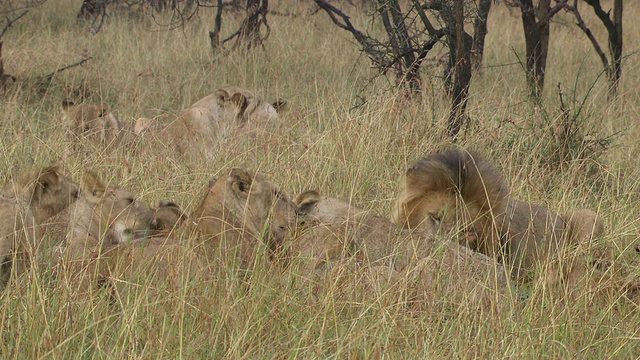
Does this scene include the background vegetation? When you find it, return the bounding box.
[0,0,638,357]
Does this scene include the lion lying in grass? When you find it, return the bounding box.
[61,168,298,299]
[0,165,79,289]
[149,201,188,236]
[134,86,285,159]
[292,190,513,308]
[42,171,154,260]
[62,100,125,147]
[192,168,297,266]
[393,148,604,284]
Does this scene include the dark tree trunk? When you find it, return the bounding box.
[566,0,623,98]
[583,0,623,97]
[472,0,492,71]
[209,0,224,50]
[610,0,623,96]
[447,0,473,139]
[78,0,106,20]
[377,0,421,93]
[235,0,268,50]
[520,0,550,101]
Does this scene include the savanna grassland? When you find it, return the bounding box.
[0,0,639,358]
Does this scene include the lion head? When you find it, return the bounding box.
[45,172,154,257]
[393,149,509,257]
[62,100,122,145]
[193,168,297,263]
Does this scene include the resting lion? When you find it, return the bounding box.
[192,168,297,266]
[393,149,604,284]
[134,86,284,159]
[149,201,188,236]
[59,168,298,299]
[62,100,124,146]
[0,165,79,289]
[42,171,154,260]
[292,190,513,308]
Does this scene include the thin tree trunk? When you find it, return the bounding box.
[609,0,622,96]
[378,0,421,93]
[447,0,472,139]
[209,0,223,50]
[236,0,268,50]
[520,0,550,101]
[472,0,492,71]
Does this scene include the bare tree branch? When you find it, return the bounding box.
[565,2,609,71]
[0,10,29,39]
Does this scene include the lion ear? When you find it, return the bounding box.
[231,93,249,123]
[83,171,107,198]
[215,88,230,105]
[272,99,286,113]
[295,190,320,215]
[62,99,75,110]
[294,190,320,207]
[30,165,63,201]
[228,168,254,197]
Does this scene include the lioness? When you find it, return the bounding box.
[149,201,188,235]
[0,165,79,288]
[292,190,513,308]
[42,171,154,260]
[192,168,297,266]
[393,149,604,284]
[62,100,124,146]
[60,169,297,300]
[134,86,284,159]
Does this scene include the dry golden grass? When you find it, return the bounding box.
[0,0,638,358]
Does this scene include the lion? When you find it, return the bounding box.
[0,165,79,289]
[62,100,124,146]
[42,171,154,260]
[393,149,604,284]
[57,169,297,301]
[292,190,514,309]
[149,201,188,235]
[134,86,285,159]
[192,168,297,266]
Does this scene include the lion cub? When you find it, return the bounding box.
[192,168,297,265]
[0,165,79,289]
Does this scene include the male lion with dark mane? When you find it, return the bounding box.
[393,149,604,284]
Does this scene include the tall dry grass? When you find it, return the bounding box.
[0,0,638,358]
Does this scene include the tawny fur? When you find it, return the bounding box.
[149,201,188,236]
[192,168,297,266]
[393,149,509,259]
[62,100,126,146]
[42,171,154,260]
[134,86,283,159]
[394,149,605,285]
[58,169,297,299]
[293,190,513,308]
[0,165,79,289]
